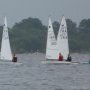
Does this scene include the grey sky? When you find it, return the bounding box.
[0,0,90,27]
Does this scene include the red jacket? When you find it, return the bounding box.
[58,55,63,61]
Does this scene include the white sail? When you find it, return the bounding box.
[46,18,58,59]
[0,17,12,61]
[57,16,69,60]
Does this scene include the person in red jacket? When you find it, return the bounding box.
[58,53,63,61]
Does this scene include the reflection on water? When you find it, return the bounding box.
[0,53,90,90]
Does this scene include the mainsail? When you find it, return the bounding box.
[0,17,12,61]
[46,18,58,59]
[57,16,69,60]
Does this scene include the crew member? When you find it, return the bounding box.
[58,53,63,61]
[12,53,17,62]
[66,54,72,62]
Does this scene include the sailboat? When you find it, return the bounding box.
[57,15,69,60]
[0,17,21,65]
[45,18,58,60]
[55,16,88,64]
[42,16,79,64]
[0,17,12,61]
[42,18,59,64]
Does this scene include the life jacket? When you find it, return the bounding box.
[12,56,17,62]
[67,56,72,62]
[58,55,63,61]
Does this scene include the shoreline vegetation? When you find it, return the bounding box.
[0,17,90,53]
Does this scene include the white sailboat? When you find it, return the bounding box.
[41,16,88,64]
[0,17,22,65]
[0,16,12,61]
[42,16,78,64]
[57,15,69,60]
[46,18,58,60]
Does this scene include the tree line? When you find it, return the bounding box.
[0,17,90,53]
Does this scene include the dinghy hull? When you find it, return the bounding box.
[41,61,79,64]
[41,60,90,65]
[0,59,22,65]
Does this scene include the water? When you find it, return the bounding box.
[0,53,90,90]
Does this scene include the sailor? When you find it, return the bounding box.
[12,53,17,62]
[66,54,72,62]
[58,53,63,61]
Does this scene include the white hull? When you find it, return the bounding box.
[41,61,89,65]
[41,61,79,64]
[0,60,22,65]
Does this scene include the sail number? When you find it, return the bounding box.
[60,26,67,39]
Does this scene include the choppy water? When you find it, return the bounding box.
[0,53,90,90]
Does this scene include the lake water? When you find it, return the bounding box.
[0,53,90,90]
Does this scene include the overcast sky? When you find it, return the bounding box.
[0,0,90,27]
